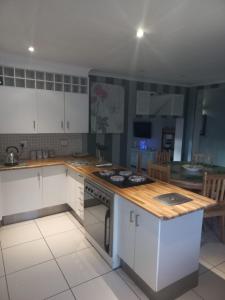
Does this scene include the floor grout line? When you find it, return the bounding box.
[116,269,146,300]
[5,258,55,277]
[1,237,44,250]
[0,241,11,300]
[34,218,73,295]
[44,288,76,300]
[50,244,93,261]
[35,213,115,291]
[70,269,114,290]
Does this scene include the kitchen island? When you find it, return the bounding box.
[0,157,215,300]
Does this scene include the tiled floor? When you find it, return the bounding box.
[0,213,225,300]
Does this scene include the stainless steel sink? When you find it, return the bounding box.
[153,193,192,206]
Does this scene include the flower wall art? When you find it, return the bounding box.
[91,82,125,133]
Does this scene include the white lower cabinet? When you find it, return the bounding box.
[66,168,84,220]
[117,197,136,268]
[42,166,66,207]
[117,196,203,292]
[1,168,42,216]
[117,196,159,290]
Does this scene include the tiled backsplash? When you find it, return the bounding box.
[0,134,85,161]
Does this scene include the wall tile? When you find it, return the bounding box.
[0,133,84,161]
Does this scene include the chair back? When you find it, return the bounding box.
[156,151,170,164]
[202,172,225,202]
[148,162,170,182]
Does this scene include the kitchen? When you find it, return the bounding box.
[1,1,225,300]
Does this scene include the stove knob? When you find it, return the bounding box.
[99,195,102,199]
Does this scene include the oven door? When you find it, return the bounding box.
[84,190,112,256]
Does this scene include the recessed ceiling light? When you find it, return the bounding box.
[136,28,144,38]
[28,46,35,52]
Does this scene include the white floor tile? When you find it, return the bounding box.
[194,270,225,300]
[45,228,91,258]
[211,267,225,280]
[0,276,9,300]
[57,247,111,287]
[215,261,225,275]
[0,223,42,249]
[72,271,139,300]
[66,212,83,229]
[0,251,5,277]
[36,213,67,222]
[7,260,69,300]
[176,290,201,300]
[200,241,225,266]
[0,220,34,231]
[3,239,53,274]
[35,214,75,237]
[116,268,149,300]
[198,261,212,275]
[46,289,75,300]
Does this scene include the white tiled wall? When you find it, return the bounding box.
[0,133,86,161]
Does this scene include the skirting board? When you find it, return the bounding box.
[121,260,198,300]
[1,204,71,226]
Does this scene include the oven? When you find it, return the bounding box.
[84,179,114,257]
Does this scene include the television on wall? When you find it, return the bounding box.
[133,121,151,138]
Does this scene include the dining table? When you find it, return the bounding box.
[168,162,225,191]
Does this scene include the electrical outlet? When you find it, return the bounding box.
[20,140,28,148]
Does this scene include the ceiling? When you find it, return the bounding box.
[0,0,225,85]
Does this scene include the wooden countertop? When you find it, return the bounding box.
[0,157,215,220]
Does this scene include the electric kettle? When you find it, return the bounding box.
[5,146,19,166]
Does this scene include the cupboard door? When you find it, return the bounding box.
[117,197,136,268]
[65,93,89,133]
[134,206,159,290]
[0,87,37,133]
[1,168,42,216]
[36,90,65,133]
[66,169,78,212]
[42,166,66,208]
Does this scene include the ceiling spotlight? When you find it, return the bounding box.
[136,28,144,38]
[28,46,35,52]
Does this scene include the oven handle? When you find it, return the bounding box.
[104,208,110,254]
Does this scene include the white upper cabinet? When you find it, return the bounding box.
[151,94,184,116]
[36,90,65,133]
[0,87,37,133]
[136,91,184,117]
[65,93,89,133]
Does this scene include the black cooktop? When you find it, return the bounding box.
[93,169,155,188]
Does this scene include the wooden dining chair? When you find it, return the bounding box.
[202,172,225,242]
[147,162,170,183]
[156,151,171,164]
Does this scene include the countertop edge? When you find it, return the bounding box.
[0,157,216,220]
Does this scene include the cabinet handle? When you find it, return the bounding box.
[61,121,64,129]
[65,169,68,176]
[135,214,140,227]
[33,121,36,131]
[67,121,70,130]
[129,211,134,223]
